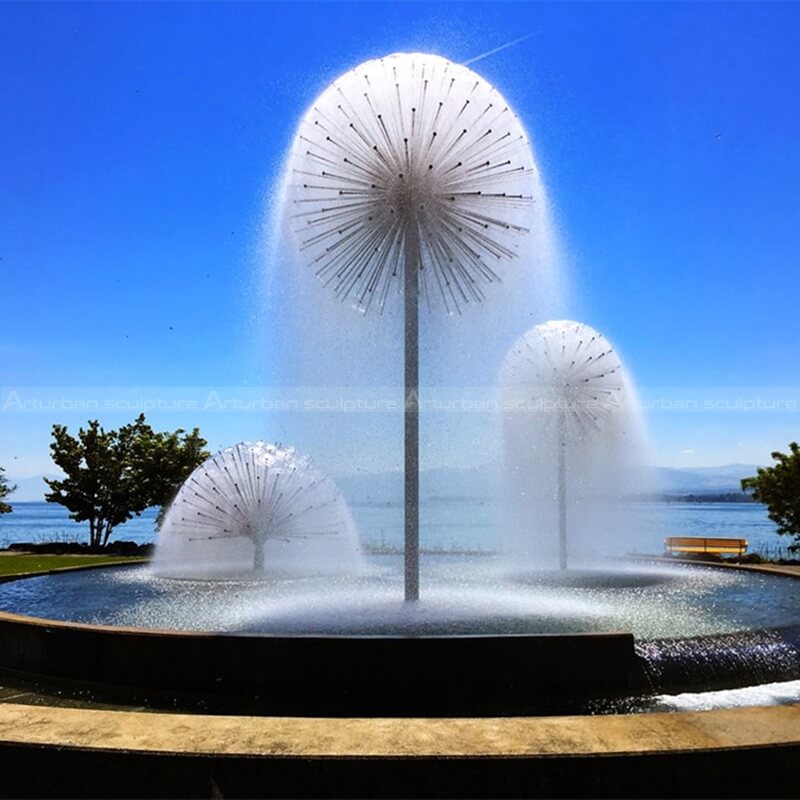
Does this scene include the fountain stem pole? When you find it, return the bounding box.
[557,410,568,571]
[404,220,420,602]
[253,536,266,574]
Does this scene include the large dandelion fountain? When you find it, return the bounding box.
[286,52,536,600]
[499,321,628,570]
[154,442,361,579]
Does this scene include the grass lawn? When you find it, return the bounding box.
[0,554,146,578]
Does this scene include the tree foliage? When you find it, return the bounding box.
[0,466,16,514]
[741,442,800,552]
[44,415,209,548]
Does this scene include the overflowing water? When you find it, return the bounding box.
[636,627,800,692]
[653,679,800,712]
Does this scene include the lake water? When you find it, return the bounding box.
[0,500,791,559]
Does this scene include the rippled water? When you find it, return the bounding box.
[1,558,798,638]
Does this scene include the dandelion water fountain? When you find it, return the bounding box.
[285,52,536,601]
[0,53,799,720]
[499,320,630,570]
[154,442,361,579]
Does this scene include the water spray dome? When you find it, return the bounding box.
[154,441,360,579]
[286,52,537,600]
[499,321,624,569]
[500,320,624,433]
[286,52,535,314]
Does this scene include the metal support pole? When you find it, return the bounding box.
[557,411,568,571]
[404,222,420,602]
[253,537,266,574]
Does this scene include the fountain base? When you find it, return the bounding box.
[0,610,636,715]
[1,560,799,715]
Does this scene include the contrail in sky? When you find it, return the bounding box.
[463,33,535,66]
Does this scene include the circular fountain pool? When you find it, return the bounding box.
[0,559,799,717]
[0,558,797,638]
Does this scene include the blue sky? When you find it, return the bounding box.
[2,1,800,482]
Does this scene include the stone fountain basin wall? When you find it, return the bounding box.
[0,608,636,714]
[0,701,799,798]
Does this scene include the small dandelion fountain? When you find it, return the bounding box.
[155,441,359,578]
[499,321,624,569]
[286,52,536,599]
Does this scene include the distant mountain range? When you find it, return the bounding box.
[652,464,761,495]
[340,463,763,503]
[5,464,762,504]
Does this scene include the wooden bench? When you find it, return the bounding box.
[664,536,748,557]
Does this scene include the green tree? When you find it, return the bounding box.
[0,466,16,514]
[44,415,209,548]
[741,442,800,553]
